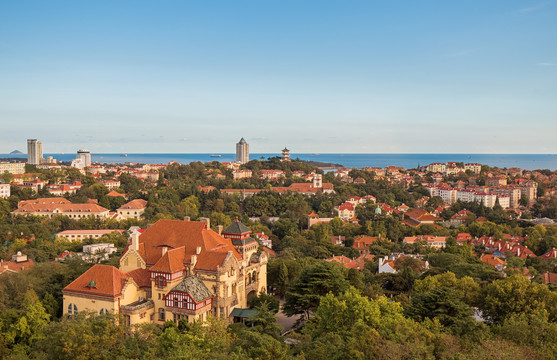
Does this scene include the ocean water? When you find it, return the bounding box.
[1,153,556,171]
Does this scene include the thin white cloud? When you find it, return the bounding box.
[536,62,557,66]
[519,6,539,12]
[518,1,549,13]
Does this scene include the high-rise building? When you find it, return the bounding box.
[27,139,43,165]
[77,149,92,167]
[236,138,249,164]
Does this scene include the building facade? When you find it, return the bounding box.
[63,219,267,326]
[27,139,43,165]
[236,138,249,164]
[0,162,25,175]
[0,183,10,199]
[77,149,92,167]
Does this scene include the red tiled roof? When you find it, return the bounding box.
[13,203,109,214]
[106,191,126,197]
[542,272,557,286]
[405,208,440,222]
[541,248,557,259]
[353,236,379,250]
[119,199,148,210]
[480,254,506,268]
[63,264,129,298]
[137,220,242,271]
[0,258,35,273]
[150,247,186,273]
[18,197,70,207]
[125,268,151,288]
[345,255,375,270]
[326,256,352,265]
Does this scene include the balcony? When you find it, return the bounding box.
[120,299,154,315]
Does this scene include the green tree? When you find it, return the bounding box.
[480,274,557,323]
[283,261,349,319]
[6,289,50,349]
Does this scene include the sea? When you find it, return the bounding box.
[1,153,556,171]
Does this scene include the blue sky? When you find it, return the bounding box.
[1,1,556,154]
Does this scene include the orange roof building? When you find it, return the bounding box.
[117,199,148,220]
[63,219,268,326]
[12,200,110,219]
[0,252,35,274]
[402,208,441,228]
[353,236,381,255]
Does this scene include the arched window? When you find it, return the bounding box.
[159,308,165,321]
[99,308,108,315]
[68,303,78,315]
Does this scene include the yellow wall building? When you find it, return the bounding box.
[63,218,267,326]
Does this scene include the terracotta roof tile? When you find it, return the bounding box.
[63,264,129,298]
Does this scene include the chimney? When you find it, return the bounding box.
[196,246,201,255]
[199,217,210,229]
[217,225,223,236]
[131,230,140,251]
[190,255,197,267]
[184,216,190,222]
[162,247,168,256]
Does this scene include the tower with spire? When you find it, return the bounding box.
[236,138,249,164]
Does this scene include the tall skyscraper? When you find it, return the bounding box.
[27,139,43,165]
[236,138,249,164]
[77,149,92,167]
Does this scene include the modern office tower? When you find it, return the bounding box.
[281,147,290,162]
[236,138,249,164]
[27,139,43,165]
[77,149,92,167]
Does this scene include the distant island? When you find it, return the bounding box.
[10,150,23,154]
[303,160,343,169]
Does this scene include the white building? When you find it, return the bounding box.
[0,184,10,199]
[438,187,458,204]
[77,149,92,167]
[474,193,498,208]
[27,139,43,165]
[426,163,446,173]
[80,243,117,262]
[236,138,249,164]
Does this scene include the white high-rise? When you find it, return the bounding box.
[236,138,249,164]
[77,149,92,167]
[27,139,43,165]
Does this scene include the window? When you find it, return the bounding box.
[159,308,165,321]
[174,298,178,308]
[68,303,78,315]
[156,276,166,288]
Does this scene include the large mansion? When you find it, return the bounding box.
[62,218,267,326]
